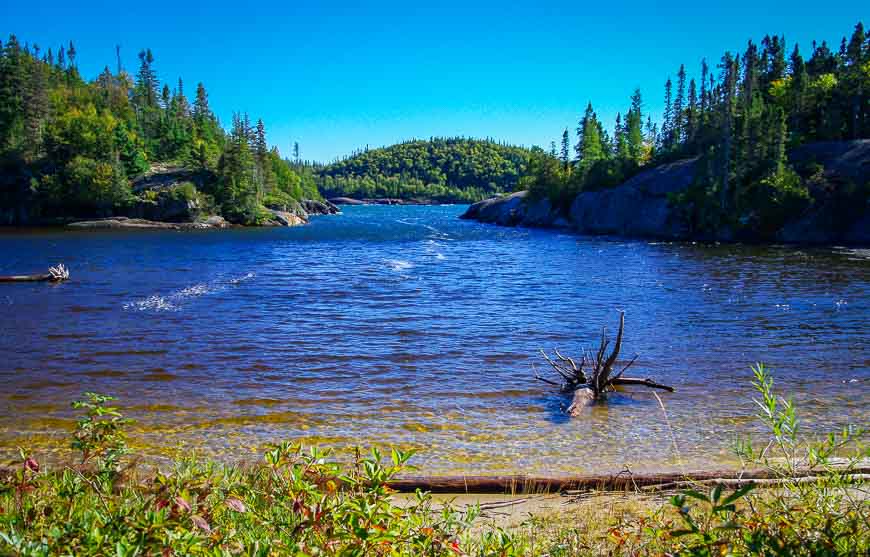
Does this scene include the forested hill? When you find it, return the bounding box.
[0,36,320,226]
[315,138,532,202]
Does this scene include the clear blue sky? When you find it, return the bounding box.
[3,1,865,162]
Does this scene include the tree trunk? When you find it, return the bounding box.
[567,387,596,415]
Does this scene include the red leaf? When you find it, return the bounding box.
[24,457,39,473]
[191,514,211,533]
[174,496,191,513]
[225,497,246,513]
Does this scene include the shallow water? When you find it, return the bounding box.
[1,205,868,473]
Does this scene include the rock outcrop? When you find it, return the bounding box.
[569,158,696,239]
[301,199,341,215]
[67,216,230,230]
[264,209,307,227]
[328,197,434,205]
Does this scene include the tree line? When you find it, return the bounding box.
[0,37,319,224]
[527,21,869,234]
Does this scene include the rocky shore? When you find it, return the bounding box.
[462,140,870,245]
[63,199,340,230]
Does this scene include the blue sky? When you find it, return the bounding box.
[3,1,865,162]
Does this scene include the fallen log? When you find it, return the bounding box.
[0,263,69,283]
[385,466,870,494]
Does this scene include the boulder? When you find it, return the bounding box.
[301,199,340,215]
[265,209,307,227]
[461,191,528,225]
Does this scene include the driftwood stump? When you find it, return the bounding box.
[0,263,69,283]
[535,312,673,416]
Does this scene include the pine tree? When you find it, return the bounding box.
[559,128,570,168]
[673,64,687,146]
[686,79,698,145]
[161,84,171,111]
[293,141,300,164]
[576,102,604,172]
[662,78,674,150]
[700,58,709,115]
[193,82,210,123]
[719,52,739,210]
[176,78,189,118]
[23,55,48,160]
[844,22,867,138]
[136,49,158,108]
[627,89,645,164]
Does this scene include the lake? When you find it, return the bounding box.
[1,205,868,474]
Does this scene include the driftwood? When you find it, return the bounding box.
[535,312,673,415]
[386,466,870,494]
[0,263,69,283]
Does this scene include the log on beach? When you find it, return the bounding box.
[0,263,70,283]
[385,466,870,494]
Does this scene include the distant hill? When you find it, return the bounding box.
[316,138,532,203]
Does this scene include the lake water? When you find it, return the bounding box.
[1,205,868,474]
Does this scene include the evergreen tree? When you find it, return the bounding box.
[627,89,645,164]
[576,102,604,172]
[559,128,570,168]
[673,64,687,145]
[135,49,158,108]
[193,82,210,123]
[662,78,674,151]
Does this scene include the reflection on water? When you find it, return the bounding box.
[1,205,868,473]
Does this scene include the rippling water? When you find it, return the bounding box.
[1,205,868,474]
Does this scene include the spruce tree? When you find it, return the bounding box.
[577,102,604,172]
[560,128,570,169]
[193,82,210,123]
[673,64,687,146]
[627,89,645,164]
[662,78,673,150]
[136,49,158,108]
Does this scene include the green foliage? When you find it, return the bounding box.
[0,35,313,224]
[0,395,518,556]
[70,392,132,479]
[317,138,531,202]
[527,21,870,233]
[659,363,869,556]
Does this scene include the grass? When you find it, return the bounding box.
[1,364,868,556]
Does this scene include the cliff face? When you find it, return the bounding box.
[462,140,870,245]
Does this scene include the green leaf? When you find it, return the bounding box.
[681,489,710,503]
[720,482,756,507]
